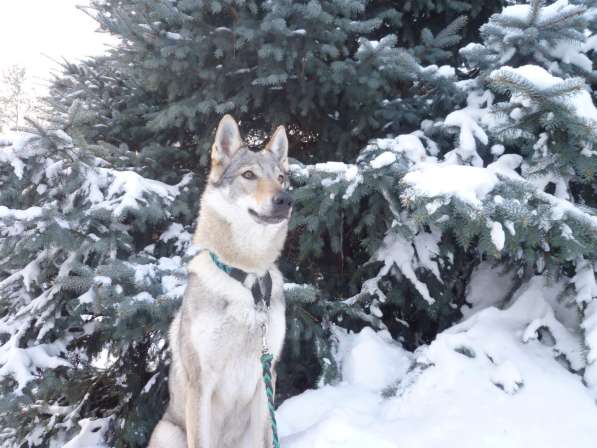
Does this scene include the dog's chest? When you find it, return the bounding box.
[184,255,286,409]
[189,302,281,408]
[190,294,285,359]
[188,258,285,354]
[213,326,263,403]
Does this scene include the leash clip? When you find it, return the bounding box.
[261,322,269,354]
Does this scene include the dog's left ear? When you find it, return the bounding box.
[266,125,288,170]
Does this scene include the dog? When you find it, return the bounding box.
[148,115,292,448]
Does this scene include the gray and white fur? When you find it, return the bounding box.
[148,115,292,448]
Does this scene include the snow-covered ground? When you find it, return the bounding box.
[278,275,597,448]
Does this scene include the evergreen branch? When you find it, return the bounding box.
[435,16,468,48]
[488,71,543,102]
[542,77,585,99]
[24,117,59,151]
[528,0,545,25]
[538,5,586,29]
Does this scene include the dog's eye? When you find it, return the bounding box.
[242,170,256,180]
[277,174,285,183]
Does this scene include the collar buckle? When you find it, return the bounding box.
[208,251,272,308]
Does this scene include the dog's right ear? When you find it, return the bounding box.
[212,115,242,167]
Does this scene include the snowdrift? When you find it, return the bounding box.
[278,275,597,448]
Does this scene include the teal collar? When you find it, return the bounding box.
[208,251,273,308]
[209,251,233,274]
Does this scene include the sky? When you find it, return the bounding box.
[0,0,117,94]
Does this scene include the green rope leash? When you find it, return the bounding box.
[260,324,281,448]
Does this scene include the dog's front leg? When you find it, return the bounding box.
[240,383,269,448]
[185,382,213,448]
[245,366,279,448]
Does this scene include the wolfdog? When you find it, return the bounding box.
[148,115,292,448]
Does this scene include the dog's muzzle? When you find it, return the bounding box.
[248,191,293,225]
[271,190,293,215]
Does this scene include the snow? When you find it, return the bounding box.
[77,288,95,305]
[501,64,557,88]
[462,263,515,319]
[573,259,597,395]
[304,161,363,200]
[337,327,412,391]
[0,132,40,178]
[45,160,66,180]
[490,221,506,251]
[402,164,498,207]
[103,169,179,217]
[370,151,396,169]
[83,169,192,218]
[141,373,160,394]
[583,300,597,392]
[166,32,183,40]
[376,232,435,305]
[437,65,455,78]
[491,65,597,123]
[500,0,580,24]
[160,223,192,252]
[93,276,112,286]
[0,341,71,393]
[162,274,185,298]
[160,223,184,242]
[0,205,43,220]
[342,165,362,199]
[491,144,505,157]
[364,134,428,166]
[541,186,597,230]
[355,36,394,58]
[548,40,593,72]
[412,230,441,281]
[278,276,597,447]
[22,255,43,292]
[313,161,353,174]
[158,256,181,271]
[499,3,532,20]
[490,360,524,394]
[444,108,488,164]
[63,417,111,448]
[132,292,153,302]
[487,153,522,177]
[0,144,25,178]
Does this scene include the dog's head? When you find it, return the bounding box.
[205,115,292,226]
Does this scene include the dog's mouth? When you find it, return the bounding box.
[248,208,289,225]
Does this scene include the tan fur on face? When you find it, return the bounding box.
[253,178,281,205]
[192,188,288,273]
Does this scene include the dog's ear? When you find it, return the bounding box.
[212,115,242,166]
[265,125,288,170]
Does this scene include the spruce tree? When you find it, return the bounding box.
[46,57,154,149]
[286,0,597,394]
[57,0,507,163]
[0,111,198,445]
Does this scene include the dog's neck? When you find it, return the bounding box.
[193,200,288,275]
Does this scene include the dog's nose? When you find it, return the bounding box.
[272,190,293,212]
